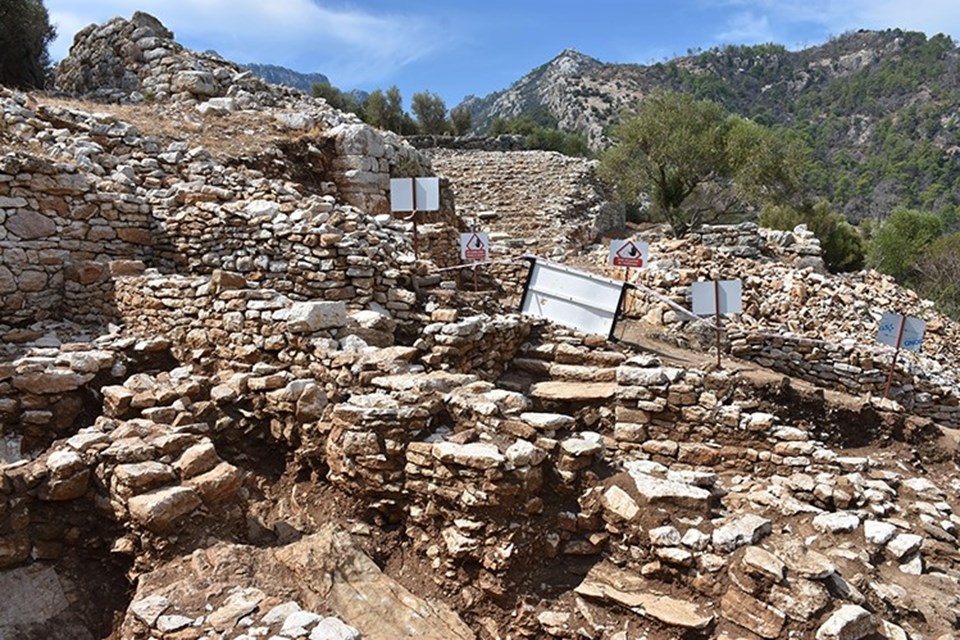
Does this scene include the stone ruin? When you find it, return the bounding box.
[1,12,960,640]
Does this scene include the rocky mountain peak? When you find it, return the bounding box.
[548,48,601,75]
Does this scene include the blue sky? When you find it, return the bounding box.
[46,1,960,109]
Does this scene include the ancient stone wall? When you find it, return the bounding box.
[406,134,526,152]
[0,151,153,328]
[416,311,533,381]
[729,331,960,427]
[427,149,625,259]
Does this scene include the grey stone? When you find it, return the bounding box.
[712,514,772,552]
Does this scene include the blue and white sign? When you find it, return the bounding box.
[877,311,926,352]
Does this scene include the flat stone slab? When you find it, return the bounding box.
[813,512,860,534]
[712,514,772,553]
[530,380,616,402]
[576,563,713,630]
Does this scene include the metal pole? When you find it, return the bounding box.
[623,266,629,282]
[473,263,478,292]
[410,177,419,259]
[714,280,722,369]
[883,315,906,400]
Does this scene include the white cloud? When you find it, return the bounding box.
[45,0,451,86]
[710,0,960,43]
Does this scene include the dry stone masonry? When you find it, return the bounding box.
[1,12,959,640]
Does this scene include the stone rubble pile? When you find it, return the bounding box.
[587,223,960,427]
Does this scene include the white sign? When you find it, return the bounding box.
[520,258,626,337]
[460,232,489,262]
[608,239,649,268]
[691,280,743,315]
[389,177,440,212]
[877,311,926,352]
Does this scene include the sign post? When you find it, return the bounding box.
[692,279,743,369]
[876,311,926,400]
[460,232,489,292]
[390,177,440,259]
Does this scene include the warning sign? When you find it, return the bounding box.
[460,232,489,262]
[608,239,649,268]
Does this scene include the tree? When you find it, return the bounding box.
[450,104,472,136]
[598,90,801,236]
[411,91,447,135]
[913,233,960,319]
[866,207,943,280]
[0,0,56,89]
[311,82,363,117]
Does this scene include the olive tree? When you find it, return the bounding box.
[598,90,801,236]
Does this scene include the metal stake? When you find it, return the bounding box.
[714,280,722,369]
[883,315,906,400]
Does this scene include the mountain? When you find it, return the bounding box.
[458,30,960,221]
[241,62,329,93]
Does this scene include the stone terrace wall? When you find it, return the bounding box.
[729,331,960,427]
[427,149,624,258]
[0,151,152,328]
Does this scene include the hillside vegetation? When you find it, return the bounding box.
[460,30,960,225]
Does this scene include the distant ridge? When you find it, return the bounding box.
[242,62,330,94]
[457,30,960,221]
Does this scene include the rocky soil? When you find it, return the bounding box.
[1,12,959,640]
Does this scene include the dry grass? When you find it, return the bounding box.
[32,95,321,160]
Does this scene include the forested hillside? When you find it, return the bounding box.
[460,29,960,224]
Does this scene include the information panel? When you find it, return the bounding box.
[691,280,743,316]
[389,177,440,212]
[520,258,626,337]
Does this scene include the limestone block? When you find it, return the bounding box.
[742,546,786,582]
[114,461,177,493]
[626,471,712,513]
[185,461,243,503]
[505,440,546,467]
[128,486,202,532]
[13,370,94,394]
[815,605,875,640]
[712,514,772,552]
[433,442,504,470]
[174,442,220,478]
[283,301,347,333]
[6,210,56,239]
[172,70,218,96]
[601,485,640,522]
[720,589,786,639]
[812,511,860,534]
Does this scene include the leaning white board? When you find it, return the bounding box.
[691,280,743,315]
[389,177,440,212]
[877,311,926,352]
[520,259,625,337]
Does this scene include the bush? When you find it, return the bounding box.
[761,201,865,272]
[913,233,960,319]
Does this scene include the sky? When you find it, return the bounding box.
[45,0,960,109]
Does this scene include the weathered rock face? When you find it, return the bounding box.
[120,525,475,640]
